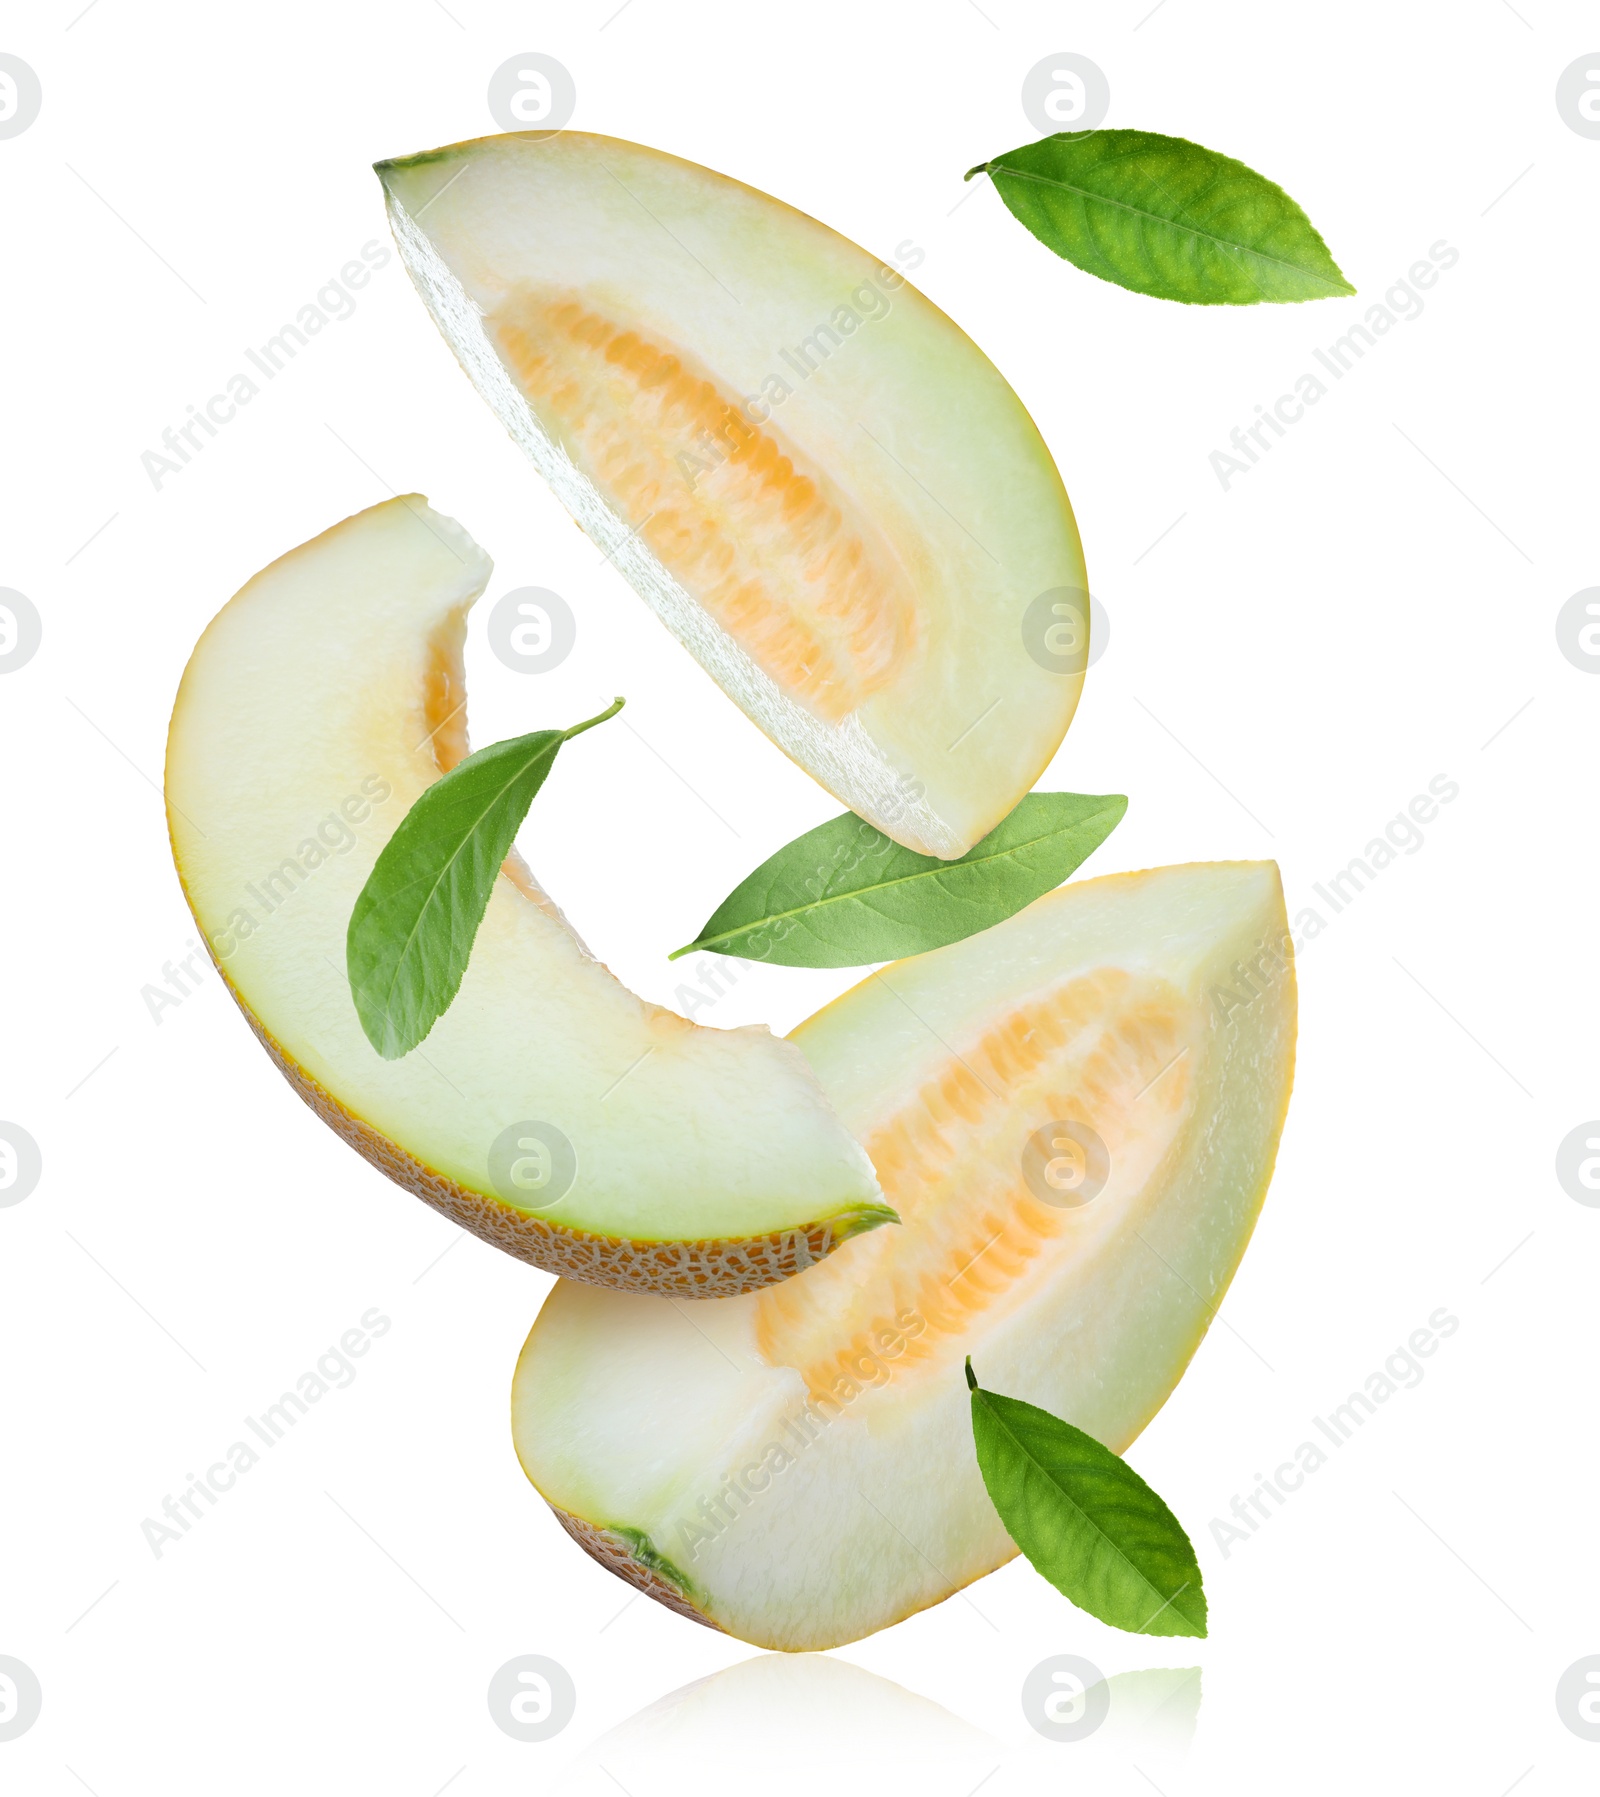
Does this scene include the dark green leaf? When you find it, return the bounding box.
[966,129,1352,305]
[967,1359,1207,1637]
[671,791,1126,968]
[347,698,624,1058]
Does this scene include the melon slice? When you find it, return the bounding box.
[165,497,891,1295]
[512,861,1296,1647]
[376,132,1088,859]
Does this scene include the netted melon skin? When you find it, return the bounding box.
[548,1507,722,1631]
[213,954,858,1298]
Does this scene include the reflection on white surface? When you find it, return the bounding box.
[1011,1664,1203,1785]
[555,1652,1001,1791]
[1093,1665,1203,1756]
[552,1652,1200,1795]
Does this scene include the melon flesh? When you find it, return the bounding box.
[377,132,1088,858]
[513,862,1296,1647]
[165,497,890,1295]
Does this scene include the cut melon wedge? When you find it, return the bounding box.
[165,497,890,1294]
[377,132,1088,859]
[513,861,1296,1647]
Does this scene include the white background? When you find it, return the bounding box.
[2,1,1595,1791]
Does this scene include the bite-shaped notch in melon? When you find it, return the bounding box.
[377,132,1089,859]
[513,861,1296,1648]
[165,497,892,1296]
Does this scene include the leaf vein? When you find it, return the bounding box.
[991,162,1348,291]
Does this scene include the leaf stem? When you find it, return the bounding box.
[562,696,626,741]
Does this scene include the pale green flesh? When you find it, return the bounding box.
[513,862,1296,1649]
[165,497,883,1243]
[378,132,1087,858]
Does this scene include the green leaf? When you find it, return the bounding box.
[966,1359,1207,1637]
[347,698,624,1058]
[966,129,1352,305]
[671,791,1126,969]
